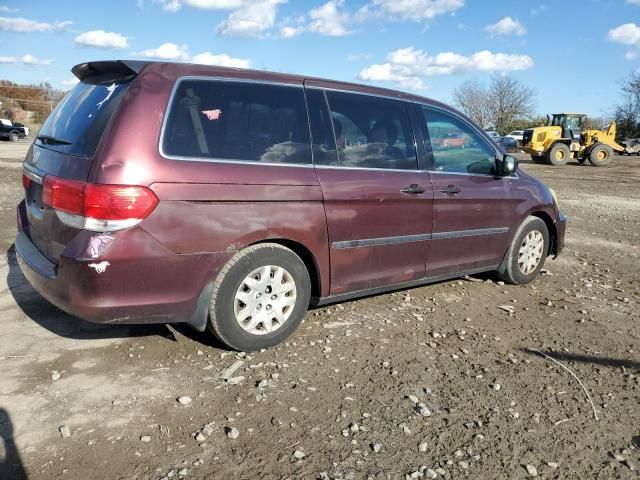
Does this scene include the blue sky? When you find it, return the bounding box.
[0,0,639,116]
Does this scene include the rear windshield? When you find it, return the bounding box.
[37,80,130,158]
[162,79,311,164]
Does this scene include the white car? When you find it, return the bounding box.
[505,130,524,142]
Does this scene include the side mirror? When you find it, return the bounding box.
[497,155,518,176]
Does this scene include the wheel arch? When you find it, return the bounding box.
[530,210,557,256]
[185,238,323,333]
[248,238,322,301]
[543,138,571,152]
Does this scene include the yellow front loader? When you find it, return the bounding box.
[521,113,624,167]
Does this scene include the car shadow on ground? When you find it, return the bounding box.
[515,156,586,167]
[522,348,640,370]
[6,245,176,342]
[0,408,27,480]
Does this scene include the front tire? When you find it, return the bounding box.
[588,143,613,167]
[498,216,549,285]
[208,243,311,351]
[9,132,19,142]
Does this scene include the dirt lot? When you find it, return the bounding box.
[0,139,638,480]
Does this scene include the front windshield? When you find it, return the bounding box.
[551,115,582,130]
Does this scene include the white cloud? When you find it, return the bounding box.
[609,23,640,60]
[608,23,640,45]
[359,62,428,89]
[358,0,464,22]
[280,25,304,38]
[279,0,463,39]
[530,4,547,15]
[0,16,71,33]
[0,5,18,13]
[136,42,190,60]
[21,54,53,65]
[625,50,639,60]
[485,17,526,36]
[74,30,129,49]
[134,43,250,67]
[191,52,250,68]
[626,0,640,4]
[308,0,351,36]
[277,1,353,38]
[0,54,53,65]
[156,0,250,12]
[358,47,534,89]
[162,0,182,12]
[216,0,284,37]
[184,0,248,7]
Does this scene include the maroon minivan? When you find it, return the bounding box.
[16,60,566,351]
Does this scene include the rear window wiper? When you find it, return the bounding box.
[36,135,72,145]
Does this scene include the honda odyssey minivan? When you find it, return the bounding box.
[17,60,566,351]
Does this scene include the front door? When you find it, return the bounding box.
[305,87,434,295]
[417,105,514,277]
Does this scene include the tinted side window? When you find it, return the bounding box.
[421,107,496,175]
[325,92,417,170]
[162,80,311,164]
[306,89,338,166]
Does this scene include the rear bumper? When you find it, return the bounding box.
[16,201,230,329]
[554,212,567,256]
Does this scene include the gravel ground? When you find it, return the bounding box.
[0,139,638,480]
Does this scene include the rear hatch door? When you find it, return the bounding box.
[23,61,142,263]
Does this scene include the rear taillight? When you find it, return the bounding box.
[84,185,158,221]
[22,173,31,190]
[43,177,84,215]
[42,175,159,232]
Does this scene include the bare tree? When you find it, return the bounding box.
[453,80,492,129]
[614,72,640,139]
[487,74,536,135]
[453,74,536,134]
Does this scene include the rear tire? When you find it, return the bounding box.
[208,243,311,351]
[498,216,549,285]
[547,143,570,166]
[588,143,613,167]
[9,132,19,142]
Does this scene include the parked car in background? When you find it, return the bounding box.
[621,138,640,155]
[485,130,500,141]
[498,136,520,153]
[16,60,566,351]
[12,121,30,136]
[505,130,524,143]
[0,118,27,141]
[436,132,467,149]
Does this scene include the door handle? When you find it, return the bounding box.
[439,185,461,195]
[400,184,426,195]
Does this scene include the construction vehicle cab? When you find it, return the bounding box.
[550,113,583,140]
[521,113,623,167]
